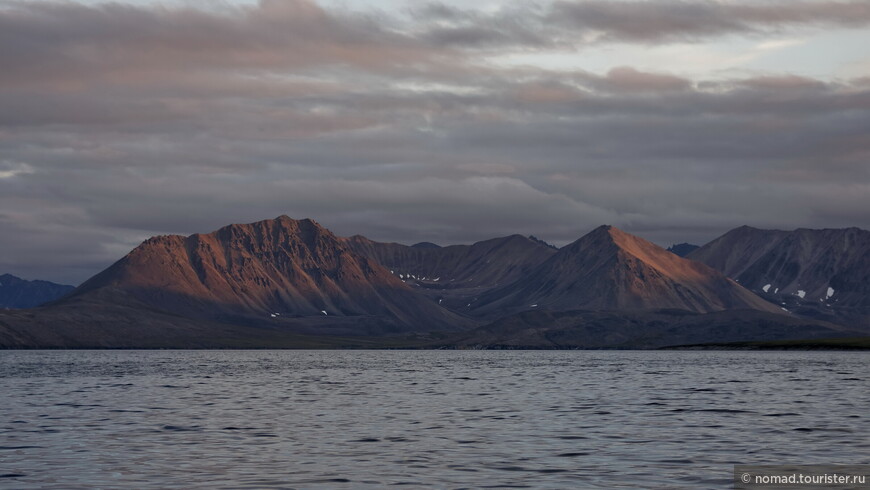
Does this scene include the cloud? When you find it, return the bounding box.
[0,0,868,284]
[0,0,451,90]
[0,161,34,179]
[549,0,870,43]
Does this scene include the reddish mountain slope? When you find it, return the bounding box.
[472,225,781,316]
[70,216,468,332]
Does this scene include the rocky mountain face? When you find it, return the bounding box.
[343,233,558,311]
[343,234,557,290]
[469,226,782,317]
[688,226,870,327]
[68,216,469,333]
[0,274,74,309]
[1,219,861,348]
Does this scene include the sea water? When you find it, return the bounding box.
[1,350,868,488]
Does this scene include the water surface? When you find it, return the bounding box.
[1,350,868,488]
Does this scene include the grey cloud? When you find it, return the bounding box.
[550,0,870,42]
[0,1,868,284]
[0,0,447,90]
[411,1,870,50]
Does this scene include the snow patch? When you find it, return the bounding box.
[796,290,806,299]
[762,284,771,293]
[781,307,789,312]
[774,288,779,294]
[826,287,835,299]
[530,304,538,307]
[433,277,440,282]
[321,310,328,316]
[270,313,277,318]
[438,299,442,304]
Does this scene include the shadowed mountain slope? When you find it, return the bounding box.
[666,243,699,257]
[0,274,74,309]
[688,226,870,328]
[343,234,557,290]
[454,308,854,349]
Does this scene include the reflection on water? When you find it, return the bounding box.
[1,350,868,488]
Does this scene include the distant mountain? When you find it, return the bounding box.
[666,243,699,257]
[0,274,74,308]
[528,235,558,250]
[1,218,860,349]
[411,241,441,249]
[469,226,781,317]
[688,226,870,327]
[343,233,557,292]
[64,216,470,334]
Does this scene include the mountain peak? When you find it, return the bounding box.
[411,241,441,249]
[472,224,780,315]
[72,216,468,332]
[565,225,635,251]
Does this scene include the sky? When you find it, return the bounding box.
[1,0,869,285]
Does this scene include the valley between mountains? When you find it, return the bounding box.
[0,216,866,348]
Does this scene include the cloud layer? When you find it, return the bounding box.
[1,0,869,284]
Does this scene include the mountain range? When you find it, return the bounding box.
[0,274,74,309]
[0,216,865,348]
[687,226,870,327]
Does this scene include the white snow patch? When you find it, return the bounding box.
[433,277,440,282]
[826,287,835,299]
[270,314,277,318]
[774,288,779,294]
[466,304,471,307]
[796,290,806,299]
[781,307,789,312]
[530,304,538,307]
[390,270,394,274]
[321,310,328,316]
[762,284,771,293]
[438,299,442,304]
[399,274,404,279]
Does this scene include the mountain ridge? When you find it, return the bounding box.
[688,225,870,327]
[0,273,75,309]
[0,219,863,348]
[469,225,782,317]
[68,215,471,333]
